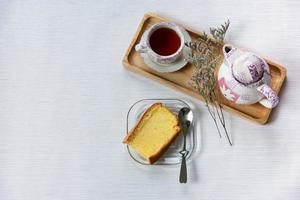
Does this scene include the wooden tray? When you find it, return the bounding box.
[122,12,287,124]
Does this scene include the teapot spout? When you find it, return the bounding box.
[223,44,240,66]
[223,44,233,54]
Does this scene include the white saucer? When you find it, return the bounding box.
[140,28,192,73]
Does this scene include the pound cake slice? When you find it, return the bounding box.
[123,103,181,164]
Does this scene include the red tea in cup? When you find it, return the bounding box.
[149,28,181,56]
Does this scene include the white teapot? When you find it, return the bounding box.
[217,44,279,108]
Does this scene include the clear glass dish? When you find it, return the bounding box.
[126,98,199,165]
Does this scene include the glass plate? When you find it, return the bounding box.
[126,98,199,165]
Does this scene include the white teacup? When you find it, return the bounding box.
[135,22,185,65]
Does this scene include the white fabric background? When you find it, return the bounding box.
[0,0,299,200]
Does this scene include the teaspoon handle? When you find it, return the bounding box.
[179,154,187,183]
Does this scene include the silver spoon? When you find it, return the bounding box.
[178,107,193,183]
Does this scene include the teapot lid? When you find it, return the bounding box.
[231,54,266,87]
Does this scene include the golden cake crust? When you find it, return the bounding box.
[123,103,181,164]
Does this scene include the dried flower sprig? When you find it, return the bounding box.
[185,20,232,146]
[210,20,230,43]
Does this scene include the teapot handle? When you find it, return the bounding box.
[257,84,279,108]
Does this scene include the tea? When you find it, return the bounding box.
[149,28,181,56]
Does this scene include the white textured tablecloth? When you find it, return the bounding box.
[0,1,299,199]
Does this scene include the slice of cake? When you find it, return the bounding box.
[123,103,181,164]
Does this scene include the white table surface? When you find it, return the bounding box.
[0,1,299,199]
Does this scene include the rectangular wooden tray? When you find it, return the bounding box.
[122,12,287,124]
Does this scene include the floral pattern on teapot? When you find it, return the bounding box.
[218,77,240,103]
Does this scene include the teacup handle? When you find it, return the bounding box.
[135,42,148,53]
[257,84,279,108]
